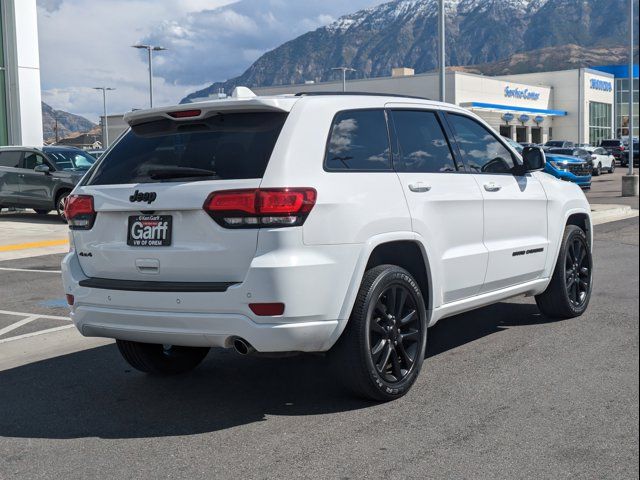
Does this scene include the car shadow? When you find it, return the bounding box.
[0,300,555,440]
[0,210,65,225]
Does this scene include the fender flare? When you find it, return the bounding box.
[322,231,438,350]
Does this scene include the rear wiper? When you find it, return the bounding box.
[148,167,218,180]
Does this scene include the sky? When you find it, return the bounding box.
[36,0,385,122]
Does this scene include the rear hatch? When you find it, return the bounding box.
[71,109,289,283]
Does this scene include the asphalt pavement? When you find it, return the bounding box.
[0,170,639,480]
[0,174,638,479]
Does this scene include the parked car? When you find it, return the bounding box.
[0,146,96,218]
[544,152,592,188]
[620,142,639,167]
[502,136,523,153]
[547,147,595,168]
[583,146,616,175]
[61,91,593,401]
[543,140,574,150]
[599,139,627,161]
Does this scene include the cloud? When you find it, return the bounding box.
[141,0,383,85]
[37,0,384,120]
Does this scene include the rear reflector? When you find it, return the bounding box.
[168,109,201,118]
[204,188,316,228]
[64,195,96,230]
[66,294,74,306]
[249,303,285,316]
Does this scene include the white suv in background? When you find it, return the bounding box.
[61,91,593,401]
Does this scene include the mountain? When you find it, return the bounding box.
[452,44,638,76]
[182,0,638,103]
[41,102,96,142]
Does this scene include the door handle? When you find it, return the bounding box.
[408,182,431,193]
[483,182,502,192]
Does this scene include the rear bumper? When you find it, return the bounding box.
[72,305,338,351]
[61,239,360,352]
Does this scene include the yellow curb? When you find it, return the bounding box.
[0,239,69,252]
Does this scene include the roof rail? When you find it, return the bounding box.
[294,91,431,101]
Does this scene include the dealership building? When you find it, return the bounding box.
[254,65,638,146]
[0,0,43,146]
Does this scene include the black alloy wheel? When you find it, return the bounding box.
[369,285,422,383]
[536,225,592,319]
[331,264,427,401]
[564,236,591,308]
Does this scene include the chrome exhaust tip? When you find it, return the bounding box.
[232,338,256,355]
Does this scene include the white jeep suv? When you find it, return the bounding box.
[61,91,593,401]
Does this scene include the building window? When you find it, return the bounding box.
[615,77,639,140]
[589,101,612,146]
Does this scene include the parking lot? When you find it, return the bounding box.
[0,171,638,479]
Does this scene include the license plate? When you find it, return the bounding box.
[127,215,172,247]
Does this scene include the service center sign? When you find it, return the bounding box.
[504,86,541,101]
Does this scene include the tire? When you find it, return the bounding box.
[535,225,592,319]
[609,161,615,174]
[116,339,210,375]
[331,264,427,401]
[34,209,51,215]
[593,163,602,176]
[55,191,70,220]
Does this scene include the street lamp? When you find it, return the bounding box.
[131,44,167,108]
[331,67,356,92]
[93,87,115,148]
[622,0,638,196]
[438,0,446,102]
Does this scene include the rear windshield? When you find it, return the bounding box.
[84,112,288,185]
[600,140,621,147]
[545,141,565,147]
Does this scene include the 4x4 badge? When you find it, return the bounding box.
[129,190,157,204]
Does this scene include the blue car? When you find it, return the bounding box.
[544,153,592,189]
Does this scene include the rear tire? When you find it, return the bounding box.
[34,209,51,215]
[535,225,592,319]
[116,340,210,375]
[331,264,427,401]
[609,161,615,173]
[593,163,602,176]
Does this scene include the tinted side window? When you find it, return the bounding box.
[325,109,391,171]
[22,153,45,170]
[447,114,515,174]
[0,151,22,168]
[391,110,457,173]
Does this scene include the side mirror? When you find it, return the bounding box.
[34,164,51,174]
[522,146,546,171]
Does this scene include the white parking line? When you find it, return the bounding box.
[0,309,70,321]
[0,324,74,344]
[0,267,62,273]
[0,316,40,336]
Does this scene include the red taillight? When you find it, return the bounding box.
[64,194,96,230]
[204,188,316,228]
[249,303,285,316]
[66,294,75,306]
[168,109,201,118]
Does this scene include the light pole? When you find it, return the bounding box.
[332,67,356,92]
[93,87,115,148]
[622,0,638,196]
[132,44,167,108]
[438,0,446,102]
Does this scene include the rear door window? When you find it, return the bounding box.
[324,109,392,171]
[85,112,288,185]
[0,151,22,168]
[390,110,457,173]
